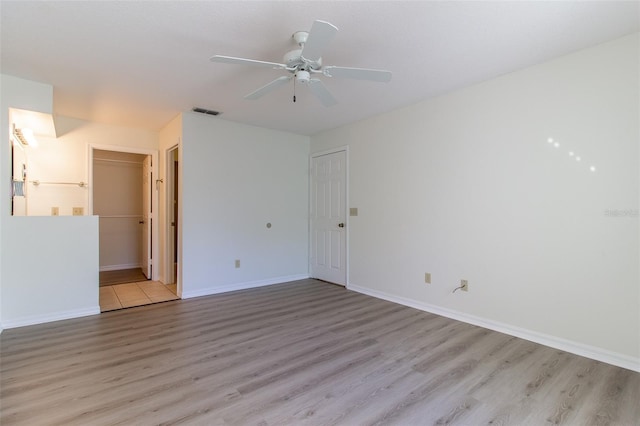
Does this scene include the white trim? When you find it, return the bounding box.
[347,283,640,373]
[99,263,142,272]
[1,306,101,329]
[182,274,309,299]
[309,146,349,286]
[88,144,159,281]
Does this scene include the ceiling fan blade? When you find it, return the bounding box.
[301,20,338,62]
[323,66,392,83]
[210,55,286,70]
[244,76,292,100]
[308,79,337,107]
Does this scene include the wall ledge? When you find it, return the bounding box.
[182,274,310,299]
[347,283,640,373]
[1,306,101,330]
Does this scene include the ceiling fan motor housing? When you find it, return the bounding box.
[284,49,303,67]
[284,49,322,71]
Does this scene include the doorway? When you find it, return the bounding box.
[89,145,176,311]
[309,149,348,285]
[165,145,180,293]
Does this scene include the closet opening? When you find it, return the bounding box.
[90,145,176,311]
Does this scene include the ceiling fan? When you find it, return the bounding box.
[210,20,392,107]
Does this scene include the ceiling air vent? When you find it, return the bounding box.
[192,107,221,116]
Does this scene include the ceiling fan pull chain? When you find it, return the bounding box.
[293,76,297,103]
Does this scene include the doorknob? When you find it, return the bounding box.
[338,223,345,228]
[139,220,145,224]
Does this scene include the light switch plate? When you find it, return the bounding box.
[350,208,358,216]
[51,207,59,216]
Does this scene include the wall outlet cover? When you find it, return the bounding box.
[425,272,431,284]
[461,279,469,292]
[72,207,84,216]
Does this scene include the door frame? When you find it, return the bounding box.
[164,144,181,296]
[309,146,349,286]
[88,144,159,281]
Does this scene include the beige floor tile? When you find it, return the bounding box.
[99,287,122,311]
[121,298,153,308]
[149,293,179,303]
[99,281,179,312]
[113,283,148,302]
[137,281,165,292]
[139,281,179,303]
[101,302,124,312]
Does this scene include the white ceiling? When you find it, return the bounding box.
[1,1,638,136]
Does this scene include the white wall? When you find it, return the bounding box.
[2,216,99,327]
[1,75,101,327]
[311,34,639,370]
[181,112,310,297]
[0,75,160,327]
[17,136,89,216]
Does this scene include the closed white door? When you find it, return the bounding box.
[310,150,347,285]
[141,155,152,279]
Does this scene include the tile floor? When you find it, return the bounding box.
[99,281,179,312]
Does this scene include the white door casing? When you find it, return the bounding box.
[142,155,152,279]
[310,150,347,285]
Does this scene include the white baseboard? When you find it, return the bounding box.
[182,274,310,299]
[99,263,141,272]
[1,306,101,330]
[347,283,640,373]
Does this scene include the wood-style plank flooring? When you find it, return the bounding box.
[1,279,638,425]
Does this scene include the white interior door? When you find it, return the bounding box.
[310,150,347,285]
[141,155,152,279]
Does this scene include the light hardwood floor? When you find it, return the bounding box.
[1,279,638,425]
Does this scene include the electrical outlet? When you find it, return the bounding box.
[461,279,469,292]
[72,207,84,216]
[51,207,59,216]
[424,273,431,284]
[235,259,240,268]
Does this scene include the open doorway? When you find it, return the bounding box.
[89,145,176,311]
[165,145,180,295]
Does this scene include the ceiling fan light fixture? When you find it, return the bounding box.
[209,20,392,107]
[296,70,310,84]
